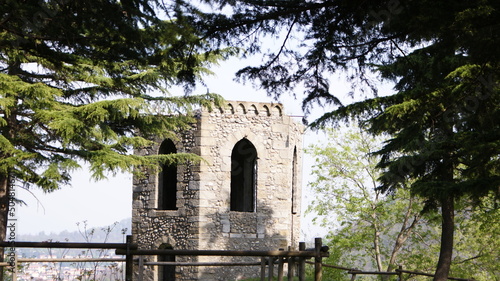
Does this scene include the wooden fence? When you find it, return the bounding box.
[115,237,329,281]
[0,236,476,281]
[0,236,328,281]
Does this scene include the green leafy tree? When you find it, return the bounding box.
[307,126,432,279]
[0,0,227,275]
[308,127,500,280]
[193,1,500,280]
[450,196,500,280]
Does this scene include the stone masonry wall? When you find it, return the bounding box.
[194,102,303,280]
[132,122,201,281]
[132,101,303,281]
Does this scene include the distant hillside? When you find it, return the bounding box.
[19,217,131,243]
[17,218,131,258]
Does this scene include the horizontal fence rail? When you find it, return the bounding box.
[396,268,475,281]
[0,258,126,266]
[145,261,263,266]
[115,248,328,257]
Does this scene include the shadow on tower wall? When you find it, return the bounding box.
[196,199,290,280]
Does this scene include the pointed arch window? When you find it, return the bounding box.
[230,139,257,212]
[158,139,177,210]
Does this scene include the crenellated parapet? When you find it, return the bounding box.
[207,101,284,117]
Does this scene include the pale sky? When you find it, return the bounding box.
[16,56,365,240]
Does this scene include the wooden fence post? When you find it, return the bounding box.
[268,257,276,281]
[298,242,306,281]
[277,249,284,281]
[261,257,266,281]
[314,238,323,281]
[125,235,133,281]
[288,246,295,279]
[138,255,144,281]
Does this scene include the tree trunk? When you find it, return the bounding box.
[371,196,384,272]
[386,216,420,272]
[373,226,383,272]
[433,196,455,281]
[383,197,421,281]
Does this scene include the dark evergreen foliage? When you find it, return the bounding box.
[190,1,500,280]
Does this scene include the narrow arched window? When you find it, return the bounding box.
[158,243,175,280]
[158,139,177,210]
[230,139,257,212]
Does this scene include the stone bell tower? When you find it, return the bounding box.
[132,101,304,280]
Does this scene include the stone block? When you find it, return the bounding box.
[229,233,243,238]
[222,222,230,233]
[257,223,266,234]
[188,181,200,190]
[271,124,288,133]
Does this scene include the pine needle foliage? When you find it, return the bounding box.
[0,1,230,266]
[0,0,230,190]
